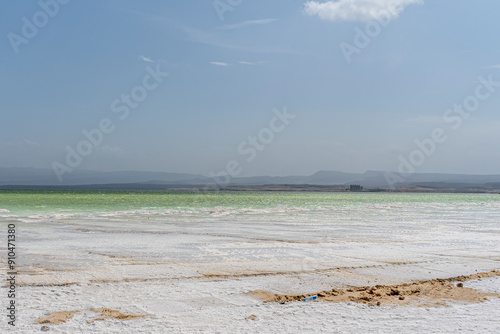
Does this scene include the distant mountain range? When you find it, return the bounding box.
[1,167,500,192]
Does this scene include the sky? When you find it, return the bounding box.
[1,0,500,178]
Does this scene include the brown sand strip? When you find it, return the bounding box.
[36,310,79,324]
[202,261,418,279]
[248,270,500,307]
[88,308,145,323]
[17,282,79,287]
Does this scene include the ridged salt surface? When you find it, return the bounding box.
[1,192,499,333]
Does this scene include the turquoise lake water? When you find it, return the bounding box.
[1,190,499,219]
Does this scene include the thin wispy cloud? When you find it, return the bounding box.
[217,18,278,30]
[304,0,423,22]
[179,24,298,55]
[96,145,125,156]
[405,115,443,124]
[117,6,166,21]
[0,140,41,148]
[238,61,265,65]
[484,64,500,69]
[210,61,265,67]
[139,55,167,64]
[139,55,154,63]
[210,61,230,67]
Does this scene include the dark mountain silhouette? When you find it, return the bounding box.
[1,168,500,192]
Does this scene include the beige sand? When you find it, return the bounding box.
[248,270,500,307]
[35,308,145,325]
[89,308,145,322]
[36,310,79,324]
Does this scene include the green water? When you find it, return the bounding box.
[0,190,498,216]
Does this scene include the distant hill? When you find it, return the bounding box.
[0,167,203,186]
[1,167,500,192]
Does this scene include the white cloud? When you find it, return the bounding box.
[217,19,277,30]
[484,64,500,69]
[304,0,423,22]
[210,61,230,67]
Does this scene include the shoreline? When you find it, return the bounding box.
[0,186,499,194]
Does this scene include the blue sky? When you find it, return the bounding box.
[1,0,500,177]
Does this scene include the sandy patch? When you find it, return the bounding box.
[89,308,145,322]
[36,310,79,324]
[248,270,500,307]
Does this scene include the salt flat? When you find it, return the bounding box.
[1,192,499,333]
